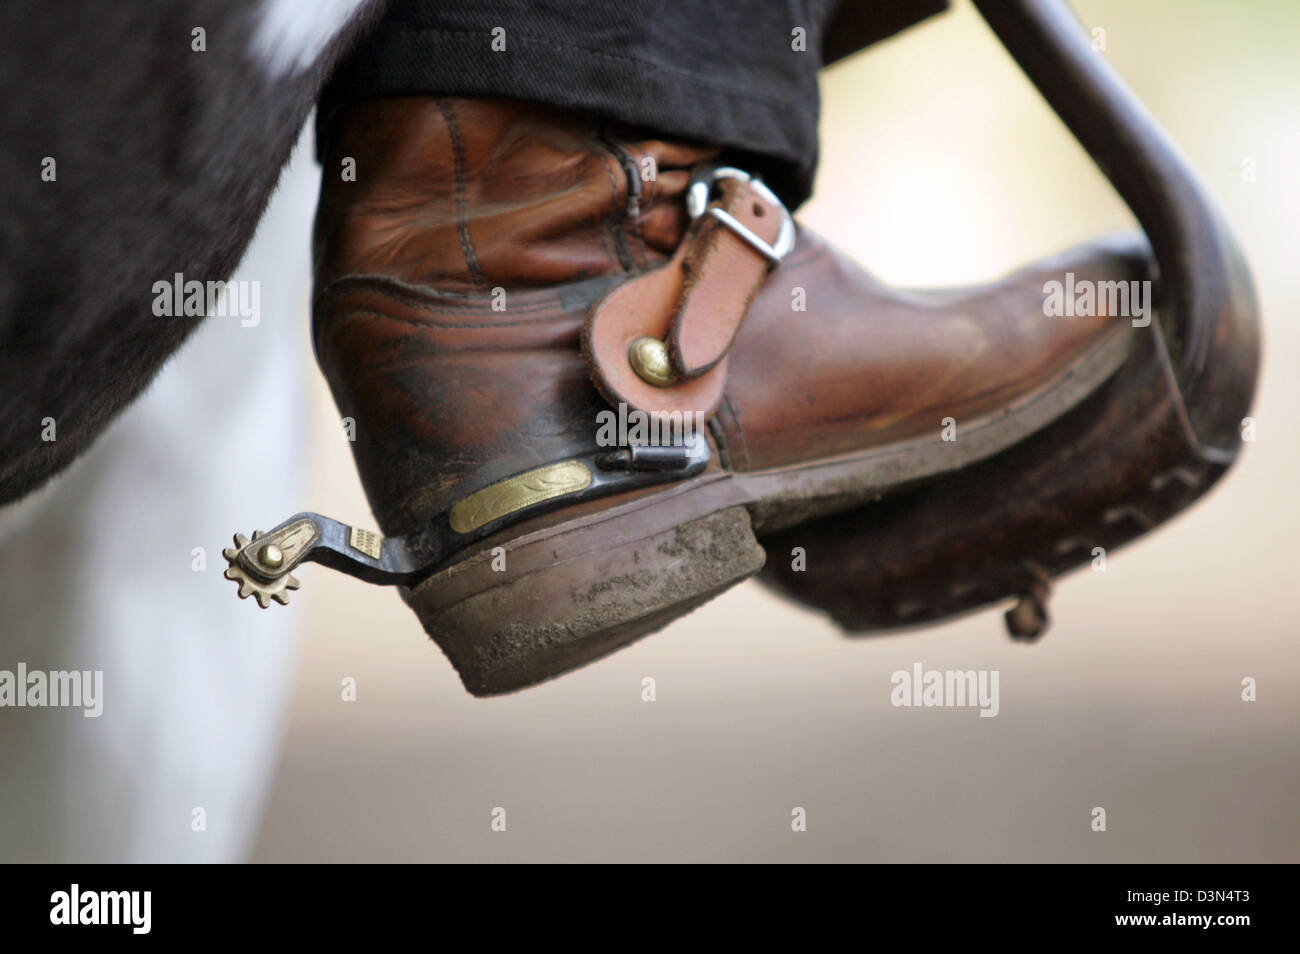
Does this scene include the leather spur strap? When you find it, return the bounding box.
[582,166,795,419]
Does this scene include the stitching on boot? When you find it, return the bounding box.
[583,130,625,274]
[598,152,634,272]
[615,142,652,270]
[710,397,749,472]
[435,100,489,290]
[591,127,639,273]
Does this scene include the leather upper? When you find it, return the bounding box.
[314,96,717,292]
[717,231,1144,470]
[313,97,1143,536]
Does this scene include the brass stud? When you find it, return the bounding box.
[259,543,285,571]
[628,336,676,387]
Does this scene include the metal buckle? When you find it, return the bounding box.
[686,165,796,263]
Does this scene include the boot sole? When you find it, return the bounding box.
[409,505,763,695]
[408,322,1136,694]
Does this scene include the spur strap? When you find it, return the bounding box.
[582,165,794,419]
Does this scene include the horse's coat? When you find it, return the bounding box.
[0,0,384,505]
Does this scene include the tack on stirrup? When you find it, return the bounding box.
[223,434,711,607]
[976,0,1258,634]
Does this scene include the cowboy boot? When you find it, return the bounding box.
[760,0,1261,640]
[219,90,1161,696]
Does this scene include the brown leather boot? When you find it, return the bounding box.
[219,94,1158,696]
[222,0,1258,697]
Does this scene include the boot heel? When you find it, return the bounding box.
[407,504,764,696]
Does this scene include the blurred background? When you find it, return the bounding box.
[2,0,1297,862]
